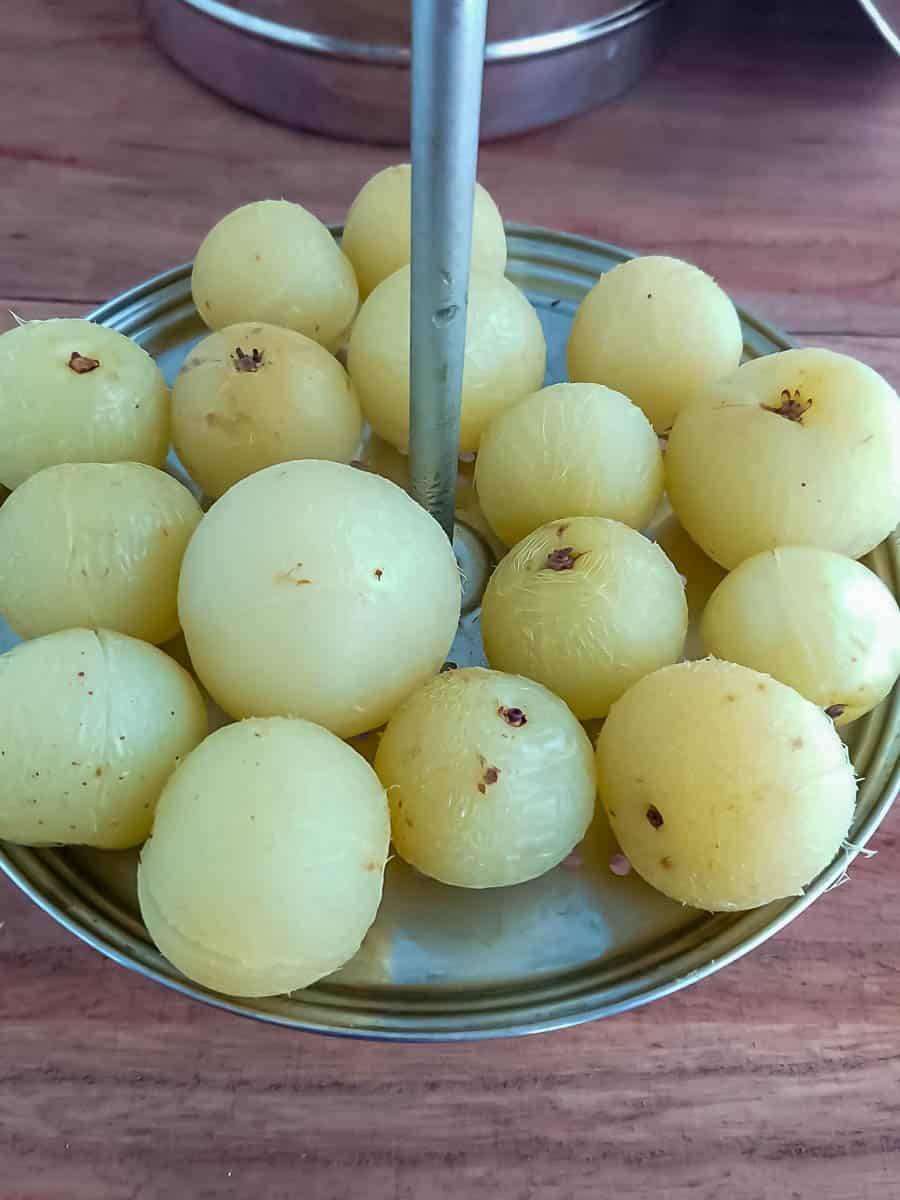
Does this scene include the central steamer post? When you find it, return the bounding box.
[408,0,493,611]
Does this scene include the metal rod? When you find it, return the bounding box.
[409,0,488,540]
[857,1,900,56]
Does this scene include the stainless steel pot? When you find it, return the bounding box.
[143,0,672,142]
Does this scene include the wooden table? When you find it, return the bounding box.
[2,4,900,1197]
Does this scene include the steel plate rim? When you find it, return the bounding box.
[1,224,898,1040]
[161,0,668,65]
[3,783,898,1041]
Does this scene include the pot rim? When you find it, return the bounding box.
[154,0,669,66]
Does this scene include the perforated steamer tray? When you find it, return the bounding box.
[2,225,898,1040]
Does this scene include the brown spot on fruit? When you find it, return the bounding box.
[792,737,804,750]
[646,804,664,829]
[478,765,501,794]
[725,694,736,703]
[761,388,812,422]
[543,546,581,571]
[756,682,766,692]
[825,703,846,719]
[205,410,253,432]
[95,766,103,777]
[440,661,458,672]
[556,523,570,537]
[278,563,312,586]
[231,346,264,373]
[373,568,383,580]
[366,861,378,872]
[67,351,100,374]
[498,705,527,727]
[660,856,673,869]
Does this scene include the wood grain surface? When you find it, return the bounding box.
[2,3,900,1197]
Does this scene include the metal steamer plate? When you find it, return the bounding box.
[1,226,897,1039]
